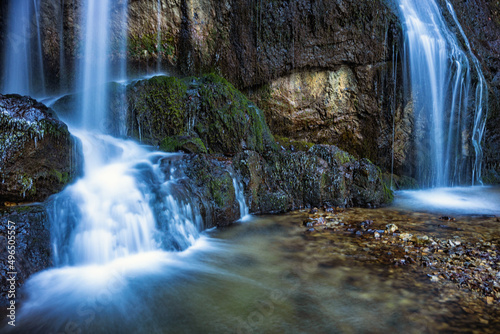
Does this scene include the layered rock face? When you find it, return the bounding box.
[0,94,81,203]
[38,0,406,174]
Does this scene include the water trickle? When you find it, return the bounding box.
[398,0,487,187]
[444,1,488,185]
[230,171,251,221]
[157,0,162,71]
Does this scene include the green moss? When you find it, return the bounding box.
[129,32,175,60]
[50,170,70,184]
[128,73,277,154]
[128,76,188,143]
[160,136,207,154]
[335,150,355,164]
[274,135,314,152]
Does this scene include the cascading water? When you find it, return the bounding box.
[2,0,45,96]
[229,171,251,221]
[444,0,488,185]
[49,133,204,266]
[50,0,207,266]
[398,0,487,187]
[78,0,111,129]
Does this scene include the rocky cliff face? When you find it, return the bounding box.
[7,0,500,181]
[37,0,407,175]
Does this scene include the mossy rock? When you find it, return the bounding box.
[274,135,314,152]
[0,94,82,203]
[126,73,277,155]
[160,135,207,154]
[127,75,188,144]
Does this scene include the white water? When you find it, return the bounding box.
[78,0,112,129]
[49,131,206,265]
[398,0,487,187]
[394,186,500,215]
[444,1,488,185]
[2,0,45,96]
[231,175,251,222]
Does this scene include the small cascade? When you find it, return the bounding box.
[398,0,487,187]
[49,132,205,266]
[391,45,398,190]
[2,0,46,96]
[229,171,250,221]
[112,0,129,136]
[58,0,68,91]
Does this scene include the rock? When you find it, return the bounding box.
[181,154,240,227]
[0,205,52,308]
[233,145,391,214]
[374,231,381,239]
[0,94,82,203]
[399,232,413,241]
[385,224,398,234]
[126,74,277,155]
[160,135,207,154]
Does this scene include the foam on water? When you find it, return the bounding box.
[394,186,500,215]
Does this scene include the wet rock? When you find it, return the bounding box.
[0,94,82,203]
[399,233,413,242]
[386,224,399,234]
[125,74,277,155]
[0,205,51,308]
[233,145,391,214]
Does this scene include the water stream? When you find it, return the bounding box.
[1,0,498,332]
[398,0,487,187]
[1,0,45,96]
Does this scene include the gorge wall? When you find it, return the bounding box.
[33,0,410,177]
[33,0,500,182]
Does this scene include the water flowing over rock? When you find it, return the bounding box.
[0,94,81,203]
[398,0,488,187]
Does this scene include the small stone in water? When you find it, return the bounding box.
[385,223,398,234]
[399,233,413,241]
[374,231,380,238]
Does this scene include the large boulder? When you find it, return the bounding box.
[126,74,277,154]
[233,144,391,214]
[0,94,81,203]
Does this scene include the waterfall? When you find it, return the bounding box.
[49,132,204,265]
[230,173,251,221]
[444,1,488,185]
[398,0,487,187]
[47,0,205,267]
[157,0,162,71]
[78,0,112,130]
[2,0,45,96]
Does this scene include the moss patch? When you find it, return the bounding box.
[127,73,277,155]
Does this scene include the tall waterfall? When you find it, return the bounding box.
[78,0,112,129]
[1,0,45,96]
[398,0,487,187]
